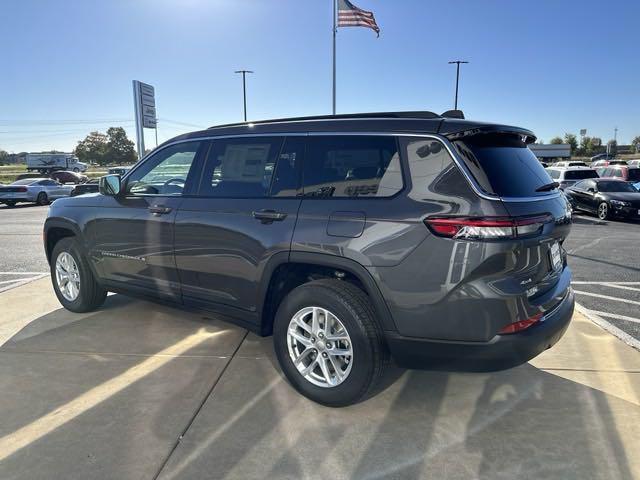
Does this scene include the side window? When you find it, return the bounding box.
[403,138,471,200]
[573,180,587,190]
[612,169,623,178]
[547,169,560,179]
[602,168,613,177]
[126,142,201,196]
[39,180,57,186]
[303,136,402,198]
[198,137,285,197]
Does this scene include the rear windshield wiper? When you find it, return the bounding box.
[535,181,559,192]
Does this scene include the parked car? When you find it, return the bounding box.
[44,111,574,406]
[0,178,74,207]
[545,166,599,189]
[596,165,640,183]
[590,153,615,162]
[70,178,99,196]
[590,159,627,168]
[554,161,588,167]
[107,166,132,176]
[49,170,88,185]
[564,178,640,220]
[626,159,640,168]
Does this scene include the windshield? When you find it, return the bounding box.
[564,170,598,180]
[454,134,553,197]
[598,181,637,192]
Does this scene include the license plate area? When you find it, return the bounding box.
[549,241,562,271]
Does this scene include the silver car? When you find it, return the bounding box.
[0,178,75,207]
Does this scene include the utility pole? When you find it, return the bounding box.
[614,127,618,143]
[234,70,253,122]
[448,60,469,110]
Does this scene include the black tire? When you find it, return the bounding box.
[4,201,16,208]
[273,279,388,407]
[597,201,609,220]
[36,192,48,206]
[50,237,107,313]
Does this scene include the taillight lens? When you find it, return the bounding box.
[18,187,28,192]
[498,313,543,334]
[424,215,551,240]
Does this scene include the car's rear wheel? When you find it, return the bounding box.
[4,201,16,208]
[598,202,609,220]
[36,192,48,206]
[51,237,107,312]
[273,279,387,407]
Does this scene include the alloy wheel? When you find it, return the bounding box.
[286,306,353,388]
[55,251,81,301]
[598,203,608,220]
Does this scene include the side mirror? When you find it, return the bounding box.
[99,174,121,196]
[587,187,595,193]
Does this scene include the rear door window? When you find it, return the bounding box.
[198,137,287,197]
[453,134,553,197]
[302,136,402,198]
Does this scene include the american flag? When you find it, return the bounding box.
[337,0,380,37]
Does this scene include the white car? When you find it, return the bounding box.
[627,159,640,168]
[0,178,75,207]
[545,166,599,190]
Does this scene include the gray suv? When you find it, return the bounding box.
[44,112,574,406]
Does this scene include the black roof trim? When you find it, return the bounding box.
[207,111,442,129]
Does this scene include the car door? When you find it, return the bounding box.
[89,141,205,300]
[174,135,303,322]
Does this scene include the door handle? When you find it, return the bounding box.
[252,209,287,223]
[148,205,172,215]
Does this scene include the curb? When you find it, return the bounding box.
[576,302,640,352]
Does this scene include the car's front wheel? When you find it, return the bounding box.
[598,201,609,220]
[51,237,107,312]
[273,279,388,407]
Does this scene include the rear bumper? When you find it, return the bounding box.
[385,288,574,371]
[0,194,33,202]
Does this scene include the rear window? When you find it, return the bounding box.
[564,170,598,180]
[454,134,553,197]
[627,169,640,181]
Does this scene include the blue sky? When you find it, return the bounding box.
[1,0,638,153]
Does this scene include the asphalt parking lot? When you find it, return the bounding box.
[0,203,639,479]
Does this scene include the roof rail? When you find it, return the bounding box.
[208,111,442,129]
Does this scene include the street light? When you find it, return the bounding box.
[234,70,254,122]
[448,60,469,110]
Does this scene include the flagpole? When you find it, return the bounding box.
[332,0,337,115]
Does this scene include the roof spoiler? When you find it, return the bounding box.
[441,110,465,119]
[444,125,537,144]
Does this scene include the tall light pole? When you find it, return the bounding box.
[448,60,469,110]
[234,70,253,122]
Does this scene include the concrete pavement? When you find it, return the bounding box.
[0,279,639,479]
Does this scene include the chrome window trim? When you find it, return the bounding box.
[132,132,559,203]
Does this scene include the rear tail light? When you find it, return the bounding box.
[498,313,543,334]
[424,215,551,240]
[17,187,28,192]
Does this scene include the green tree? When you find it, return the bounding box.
[632,136,640,153]
[550,137,563,144]
[564,133,578,155]
[75,131,109,165]
[74,127,137,166]
[0,149,8,165]
[106,127,137,165]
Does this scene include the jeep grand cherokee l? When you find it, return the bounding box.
[44,111,574,407]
